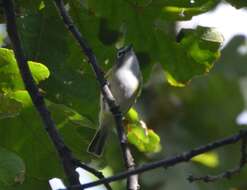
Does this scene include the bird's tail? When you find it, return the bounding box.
[87,126,108,157]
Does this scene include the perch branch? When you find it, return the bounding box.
[54,0,139,189]
[60,128,247,189]
[3,1,111,190]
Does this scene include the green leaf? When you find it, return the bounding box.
[46,100,95,158]
[0,48,50,90]
[0,147,25,186]
[38,1,45,11]
[28,61,50,84]
[9,90,94,159]
[164,26,223,86]
[0,93,22,119]
[125,108,161,153]
[127,122,161,153]
[192,152,219,168]
[0,90,95,189]
[126,108,140,123]
[161,1,217,21]
[8,90,32,108]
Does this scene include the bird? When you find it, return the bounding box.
[87,44,142,156]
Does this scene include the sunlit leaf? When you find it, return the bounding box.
[127,123,161,153]
[126,108,140,123]
[161,1,217,21]
[126,108,161,152]
[192,152,219,168]
[38,1,45,11]
[0,48,50,90]
[164,26,223,86]
[28,61,50,84]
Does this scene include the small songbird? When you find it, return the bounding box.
[87,44,142,156]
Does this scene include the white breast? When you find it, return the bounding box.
[105,53,141,113]
[116,70,139,97]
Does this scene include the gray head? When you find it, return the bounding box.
[116,44,134,65]
[117,44,133,57]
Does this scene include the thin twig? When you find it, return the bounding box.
[188,131,247,183]
[53,1,139,189]
[187,167,242,183]
[59,128,247,189]
[3,1,112,190]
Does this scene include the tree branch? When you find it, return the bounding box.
[2,0,80,187]
[53,0,139,189]
[188,131,247,183]
[60,129,247,189]
[2,1,111,190]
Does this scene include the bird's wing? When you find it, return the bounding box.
[135,72,143,100]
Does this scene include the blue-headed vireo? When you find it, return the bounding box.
[88,44,142,156]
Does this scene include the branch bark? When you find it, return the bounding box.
[53,1,139,189]
[2,1,112,190]
[63,129,247,189]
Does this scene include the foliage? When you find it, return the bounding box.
[0,0,247,189]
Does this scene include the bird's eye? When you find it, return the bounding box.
[117,51,124,58]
